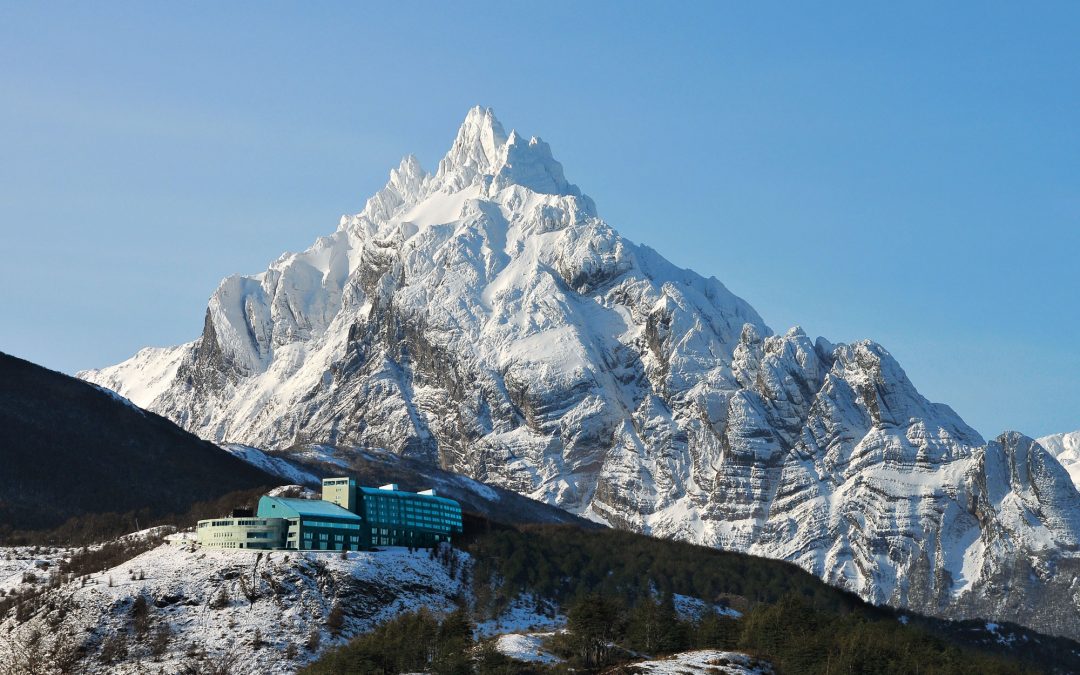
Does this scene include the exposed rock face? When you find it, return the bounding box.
[1036,429,1080,489]
[80,107,1080,639]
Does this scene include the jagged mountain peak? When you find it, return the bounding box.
[79,109,1080,640]
[360,153,430,223]
[436,105,508,182]
[360,106,589,226]
[428,106,587,200]
[392,153,427,189]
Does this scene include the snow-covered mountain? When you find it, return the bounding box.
[80,107,1080,639]
[1037,430,1080,489]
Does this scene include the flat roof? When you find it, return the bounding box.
[358,486,460,507]
[258,496,363,520]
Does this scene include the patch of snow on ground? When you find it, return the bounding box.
[672,593,742,620]
[983,621,1018,646]
[475,593,565,637]
[624,650,773,674]
[495,632,560,664]
[453,474,501,502]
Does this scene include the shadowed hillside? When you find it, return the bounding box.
[0,351,274,532]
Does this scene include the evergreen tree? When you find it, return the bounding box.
[626,597,663,654]
[566,592,622,667]
[130,593,152,640]
[432,608,473,675]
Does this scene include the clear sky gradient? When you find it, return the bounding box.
[1,3,1076,439]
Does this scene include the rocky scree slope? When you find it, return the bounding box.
[80,107,1080,639]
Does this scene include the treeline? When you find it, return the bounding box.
[464,524,870,618]
[462,526,1080,672]
[299,608,530,675]
[299,523,1055,674]
[551,592,1031,674]
[0,486,271,547]
[299,591,1033,674]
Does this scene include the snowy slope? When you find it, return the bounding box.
[80,107,1080,640]
[223,444,322,486]
[1037,430,1080,489]
[2,534,777,674]
[0,543,467,674]
[0,546,70,596]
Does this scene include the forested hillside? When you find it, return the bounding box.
[306,523,1080,674]
[0,351,274,535]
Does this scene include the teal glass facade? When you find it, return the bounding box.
[257,496,364,551]
[359,487,463,548]
[207,484,465,551]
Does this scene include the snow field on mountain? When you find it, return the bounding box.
[84,344,190,409]
[223,444,321,486]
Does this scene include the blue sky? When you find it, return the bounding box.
[1,2,1077,439]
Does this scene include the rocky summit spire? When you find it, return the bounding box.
[432,105,589,203]
[435,106,509,191]
[361,154,430,222]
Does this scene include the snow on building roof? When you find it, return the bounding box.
[358,486,460,507]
